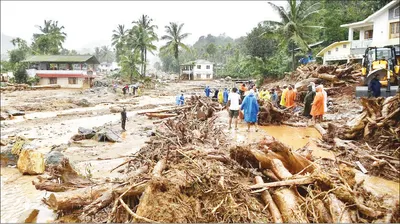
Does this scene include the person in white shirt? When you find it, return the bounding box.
[227,87,241,130]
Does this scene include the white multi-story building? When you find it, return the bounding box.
[180,59,214,80]
[317,0,400,64]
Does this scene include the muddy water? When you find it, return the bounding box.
[229,122,335,160]
[1,168,56,223]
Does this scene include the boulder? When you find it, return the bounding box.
[110,106,123,113]
[50,143,69,152]
[17,149,45,175]
[7,109,25,116]
[45,151,65,166]
[1,146,18,167]
[96,129,120,142]
[78,127,96,139]
[74,99,91,107]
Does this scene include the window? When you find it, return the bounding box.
[327,51,331,55]
[394,7,399,18]
[197,65,201,69]
[49,78,57,84]
[196,74,201,79]
[335,47,339,52]
[206,65,210,69]
[343,44,347,48]
[390,22,400,39]
[68,77,78,84]
[364,30,373,39]
[206,74,211,79]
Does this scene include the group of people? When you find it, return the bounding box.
[302,82,328,123]
[204,84,260,132]
[112,83,141,96]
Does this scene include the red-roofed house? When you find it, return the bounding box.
[23,55,100,88]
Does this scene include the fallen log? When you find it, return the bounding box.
[137,106,191,115]
[31,84,61,90]
[294,78,320,92]
[79,190,114,218]
[249,176,314,189]
[254,176,283,223]
[313,199,333,223]
[313,73,339,82]
[273,188,309,223]
[145,113,178,119]
[271,159,293,180]
[314,123,327,136]
[326,193,352,223]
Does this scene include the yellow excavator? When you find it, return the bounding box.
[356,46,400,97]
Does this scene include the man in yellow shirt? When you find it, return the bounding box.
[280,85,288,108]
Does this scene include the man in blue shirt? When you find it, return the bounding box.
[369,75,381,97]
[205,86,211,97]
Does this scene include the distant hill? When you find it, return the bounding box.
[1,33,16,54]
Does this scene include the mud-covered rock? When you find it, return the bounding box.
[96,129,120,142]
[74,98,91,107]
[0,139,7,146]
[110,106,123,113]
[11,136,28,155]
[50,143,69,152]
[78,127,96,139]
[17,149,45,175]
[0,146,18,167]
[45,151,65,166]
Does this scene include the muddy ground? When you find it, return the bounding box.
[0,78,399,222]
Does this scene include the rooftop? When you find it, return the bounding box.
[23,55,100,64]
[181,59,214,66]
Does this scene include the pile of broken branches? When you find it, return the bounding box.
[30,94,399,223]
[291,62,362,99]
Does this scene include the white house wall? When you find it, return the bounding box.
[193,63,213,80]
[373,10,390,44]
[39,77,85,88]
[322,43,351,64]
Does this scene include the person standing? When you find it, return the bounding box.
[205,86,211,97]
[318,85,328,113]
[270,89,278,106]
[310,86,325,123]
[179,93,185,106]
[280,85,288,108]
[227,87,241,130]
[122,85,127,95]
[121,107,127,131]
[369,75,381,97]
[239,83,247,101]
[285,85,297,108]
[240,89,259,132]
[303,84,316,118]
[223,88,229,105]
[218,89,224,104]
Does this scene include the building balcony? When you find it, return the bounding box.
[26,69,97,78]
[350,39,373,49]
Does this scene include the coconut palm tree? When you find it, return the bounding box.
[160,22,190,78]
[101,45,114,63]
[262,0,322,70]
[94,47,102,61]
[132,15,158,76]
[32,20,67,54]
[112,24,128,62]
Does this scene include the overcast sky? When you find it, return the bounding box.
[1,1,286,62]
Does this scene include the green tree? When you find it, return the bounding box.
[262,0,323,71]
[132,15,158,76]
[111,24,128,62]
[244,24,277,58]
[32,20,67,55]
[160,22,191,78]
[205,43,217,60]
[13,62,28,84]
[120,50,141,83]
